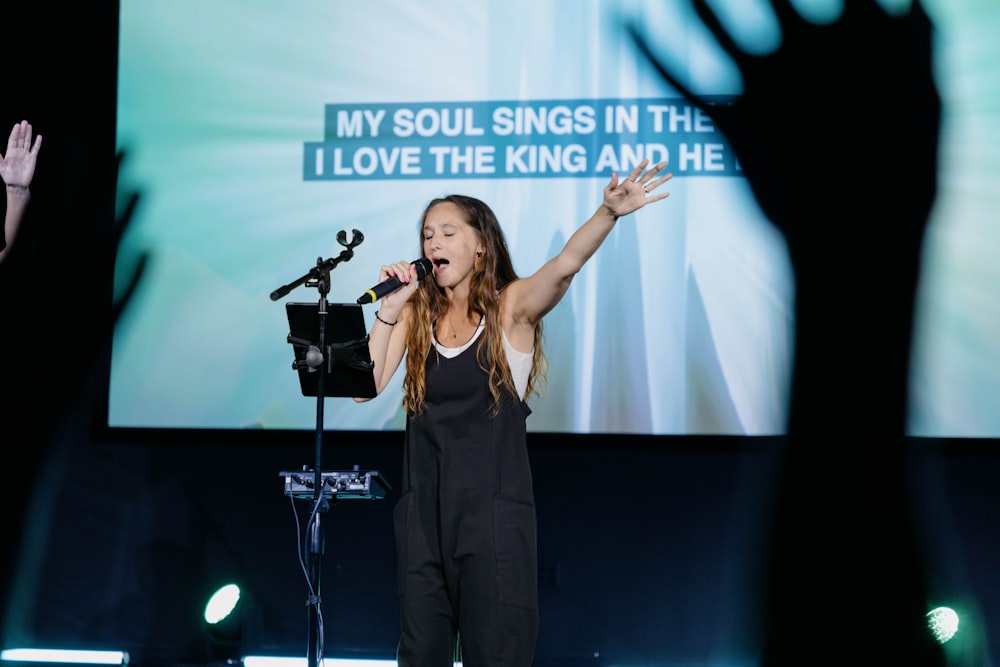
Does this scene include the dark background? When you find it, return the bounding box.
[2,2,998,666]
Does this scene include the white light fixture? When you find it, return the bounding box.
[243,659,461,667]
[926,606,960,644]
[204,583,242,625]
[0,649,128,665]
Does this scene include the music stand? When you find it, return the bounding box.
[286,302,376,399]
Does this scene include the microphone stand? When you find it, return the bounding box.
[270,229,363,667]
[270,229,364,303]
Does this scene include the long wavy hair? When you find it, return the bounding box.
[402,194,547,416]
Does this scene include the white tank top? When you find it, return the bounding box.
[432,320,533,400]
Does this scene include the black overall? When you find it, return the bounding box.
[393,336,538,667]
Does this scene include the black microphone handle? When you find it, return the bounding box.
[357,258,433,304]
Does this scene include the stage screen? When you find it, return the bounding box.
[110,0,1000,437]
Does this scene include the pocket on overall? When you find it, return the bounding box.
[493,495,538,610]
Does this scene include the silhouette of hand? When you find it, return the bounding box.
[629,0,940,262]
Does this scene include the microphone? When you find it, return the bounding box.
[357,257,434,304]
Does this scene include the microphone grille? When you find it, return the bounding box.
[413,257,433,278]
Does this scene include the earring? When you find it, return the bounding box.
[475,251,483,270]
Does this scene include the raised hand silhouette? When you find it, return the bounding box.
[630,1,945,664]
[631,0,939,248]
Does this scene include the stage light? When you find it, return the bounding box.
[242,660,434,667]
[0,649,128,665]
[202,583,245,663]
[204,584,242,626]
[926,606,959,644]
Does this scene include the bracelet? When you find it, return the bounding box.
[375,310,397,326]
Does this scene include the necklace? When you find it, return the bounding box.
[447,311,461,339]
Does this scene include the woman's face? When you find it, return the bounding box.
[422,202,484,290]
